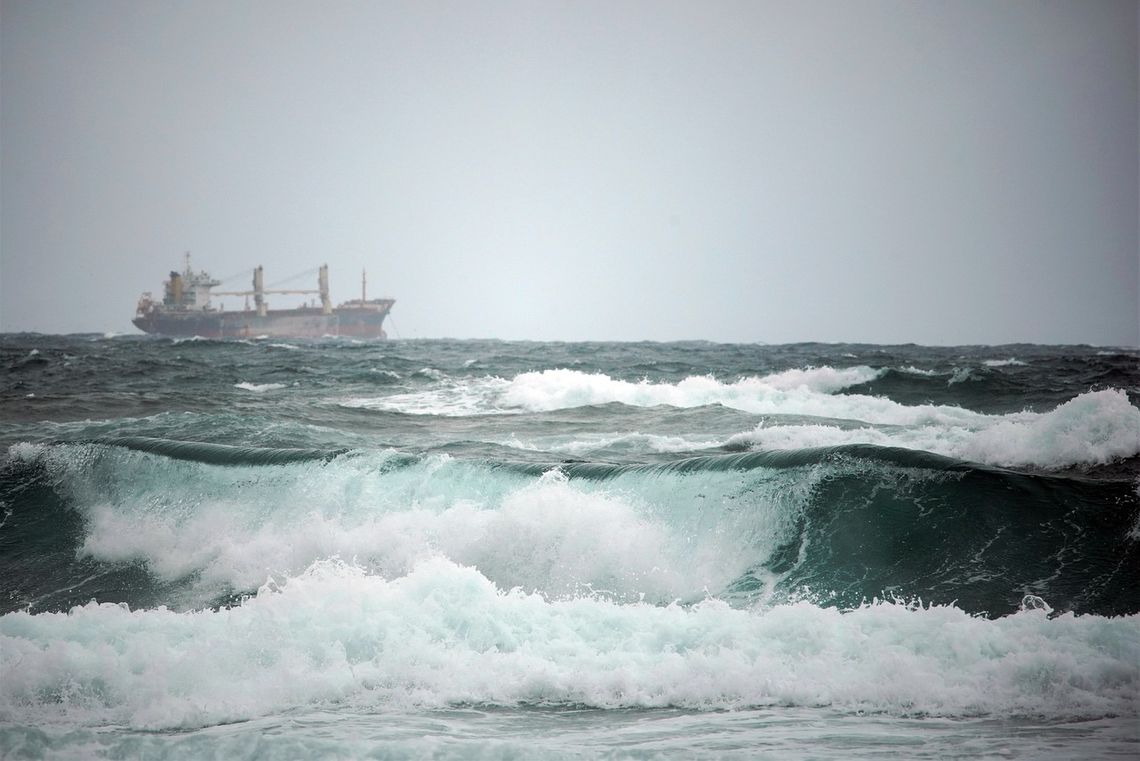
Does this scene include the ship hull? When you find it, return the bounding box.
[132,305,392,339]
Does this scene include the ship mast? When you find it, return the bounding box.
[253,265,267,316]
[319,264,331,314]
[361,269,367,306]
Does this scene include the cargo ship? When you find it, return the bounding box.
[133,255,395,338]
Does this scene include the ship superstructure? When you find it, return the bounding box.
[133,255,395,338]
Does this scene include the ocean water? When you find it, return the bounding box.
[1,335,1138,759]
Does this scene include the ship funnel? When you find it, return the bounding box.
[169,272,183,306]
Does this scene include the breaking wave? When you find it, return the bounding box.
[4,440,1136,618]
[730,388,1140,469]
[2,558,1137,732]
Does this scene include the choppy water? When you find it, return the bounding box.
[2,335,1138,758]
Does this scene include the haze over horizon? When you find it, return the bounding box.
[2,0,1138,345]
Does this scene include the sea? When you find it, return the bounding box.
[1,334,1138,759]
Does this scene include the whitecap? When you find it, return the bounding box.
[234,382,286,393]
[947,367,973,385]
[730,388,1140,469]
[1,559,1135,730]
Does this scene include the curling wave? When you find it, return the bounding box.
[3,440,1136,618]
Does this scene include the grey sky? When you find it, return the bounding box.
[2,0,1137,344]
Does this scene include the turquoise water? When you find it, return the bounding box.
[2,335,1137,758]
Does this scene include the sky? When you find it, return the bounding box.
[1,0,1137,345]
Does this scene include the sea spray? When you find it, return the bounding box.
[2,336,1138,758]
[728,388,1140,469]
[4,438,1136,616]
[2,558,1137,732]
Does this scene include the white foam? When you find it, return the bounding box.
[320,370,1140,468]
[234,382,286,392]
[947,367,974,385]
[730,389,1140,469]
[962,388,1140,467]
[1,560,1135,730]
[500,431,722,457]
[501,367,884,412]
[22,441,809,610]
[750,366,884,393]
[8,442,45,462]
[70,458,760,606]
[341,367,910,419]
[344,381,509,416]
[497,369,996,428]
[898,365,942,377]
[983,358,1027,367]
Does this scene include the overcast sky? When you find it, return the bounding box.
[2,0,1137,344]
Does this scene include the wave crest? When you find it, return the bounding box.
[730,388,1140,469]
[1,559,1136,730]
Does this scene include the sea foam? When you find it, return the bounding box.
[344,366,985,426]
[63,453,772,606]
[363,369,1139,469]
[1,559,1136,731]
[234,382,286,392]
[499,367,885,413]
[731,388,1140,469]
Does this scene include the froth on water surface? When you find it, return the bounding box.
[1,336,1138,757]
[4,707,1136,759]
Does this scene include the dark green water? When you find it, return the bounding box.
[2,335,1137,758]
